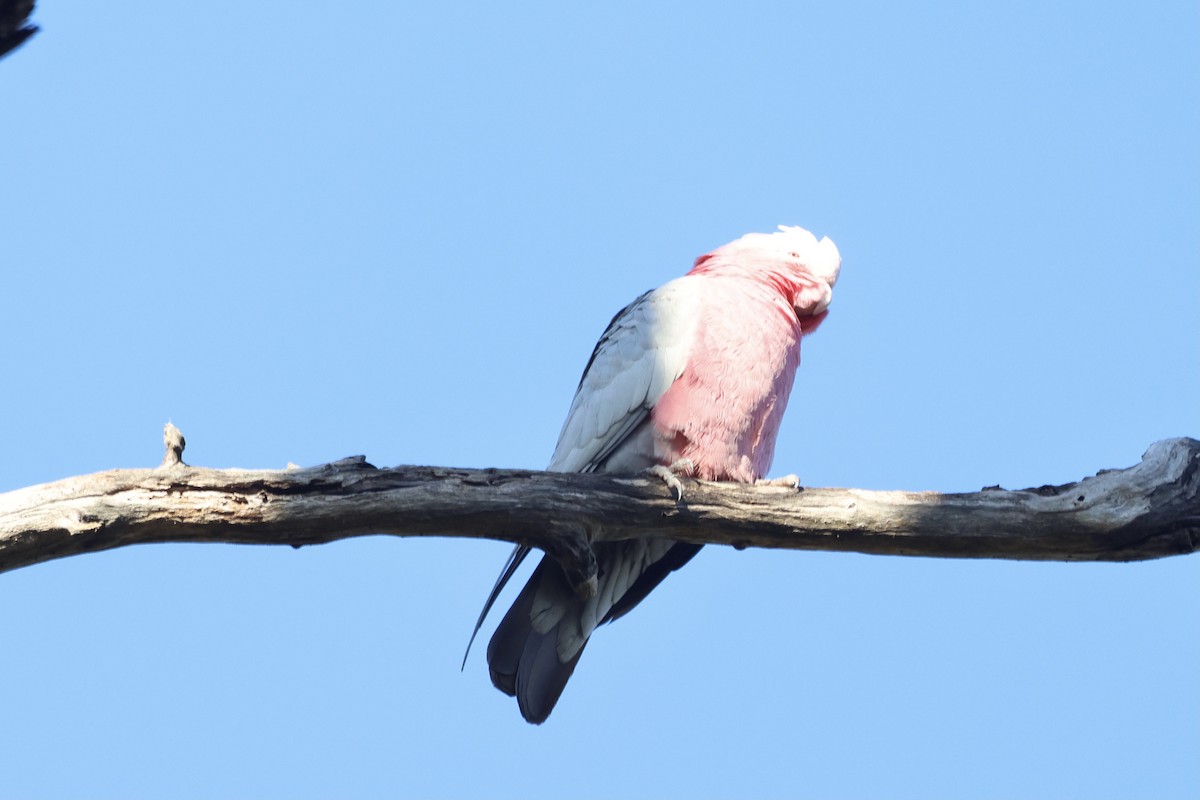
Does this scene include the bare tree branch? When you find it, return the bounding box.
[1,426,1196,589]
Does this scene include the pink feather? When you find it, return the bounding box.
[474,224,842,723]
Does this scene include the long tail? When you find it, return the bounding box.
[477,540,703,724]
[486,557,587,724]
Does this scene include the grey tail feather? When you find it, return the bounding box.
[486,557,584,724]
[514,625,585,724]
[603,541,703,623]
[486,565,540,696]
[461,544,531,670]
[481,540,702,724]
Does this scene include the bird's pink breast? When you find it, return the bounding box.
[649,275,804,483]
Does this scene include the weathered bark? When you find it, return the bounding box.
[1,426,1197,590]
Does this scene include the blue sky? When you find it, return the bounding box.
[2,2,1197,798]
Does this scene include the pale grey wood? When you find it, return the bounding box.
[1,428,1196,589]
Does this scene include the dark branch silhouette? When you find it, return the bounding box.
[0,0,36,60]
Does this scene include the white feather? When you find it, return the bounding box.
[547,279,701,474]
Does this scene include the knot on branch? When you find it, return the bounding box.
[543,521,598,600]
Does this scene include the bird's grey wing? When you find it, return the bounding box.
[547,279,699,474]
[475,279,705,723]
[464,280,699,661]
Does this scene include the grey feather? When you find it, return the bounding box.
[462,544,531,670]
[471,282,702,723]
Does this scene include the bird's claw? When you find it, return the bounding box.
[756,473,801,489]
[643,459,696,501]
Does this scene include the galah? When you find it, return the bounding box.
[468,225,842,724]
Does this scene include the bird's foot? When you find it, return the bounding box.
[756,473,801,489]
[643,459,696,501]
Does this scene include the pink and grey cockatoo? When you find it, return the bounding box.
[469,225,842,724]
